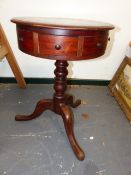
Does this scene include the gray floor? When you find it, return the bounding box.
[0,84,131,175]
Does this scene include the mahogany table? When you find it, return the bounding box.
[11,17,114,161]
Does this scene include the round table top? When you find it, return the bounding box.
[11,17,114,30]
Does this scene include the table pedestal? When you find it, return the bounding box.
[15,60,85,161]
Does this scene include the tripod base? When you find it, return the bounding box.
[16,60,85,161]
[15,95,85,161]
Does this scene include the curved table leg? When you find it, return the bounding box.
[15,99,53,121]
[65,94,81,108]
[60,103,85,161]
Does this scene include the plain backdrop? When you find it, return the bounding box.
[0,0,131,80]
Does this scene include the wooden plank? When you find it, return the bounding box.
[0,24,26,88]
[0,45,8,59]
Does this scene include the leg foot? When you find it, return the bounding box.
[65,94,81,108]
[60,103,85,161]
[15,99,53,121]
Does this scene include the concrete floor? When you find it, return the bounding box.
[0,84,131,175]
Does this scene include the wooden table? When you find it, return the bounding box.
[11,17,114,161]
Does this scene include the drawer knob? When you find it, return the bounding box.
[55,44,61,50]
[18,37,24,42]
[96,43,102,47]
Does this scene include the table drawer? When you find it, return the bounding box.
[38,34,78,56]
[17,29,34,54]
[82,33,108,57]
[16,28,109,60]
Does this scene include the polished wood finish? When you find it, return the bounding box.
[11,17,114,61]
[0,24,26,88]
[38,34,78,57]
[11,17,114,160]
[13,25,110,60]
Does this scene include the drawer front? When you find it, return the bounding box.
[82,32,108,57]
[16,27,109,60]
[17,29,34,54]
[38,34,78,56]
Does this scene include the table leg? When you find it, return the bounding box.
[65,94,81,108]
[15,99,53,121]
[53,60,85,160]
[60,103,85,160]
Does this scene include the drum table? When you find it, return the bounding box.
[11,17,114,161]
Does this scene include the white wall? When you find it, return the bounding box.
[0,0,131,80]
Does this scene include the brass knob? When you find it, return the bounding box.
[55,44,61,50]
